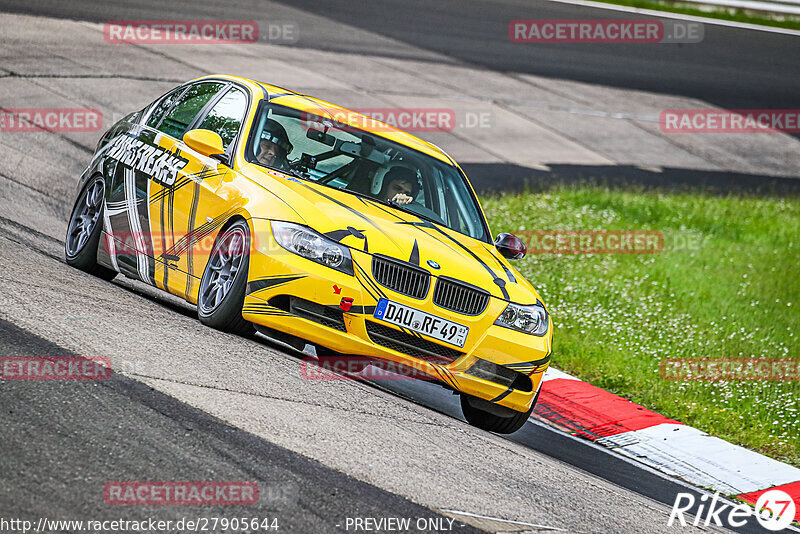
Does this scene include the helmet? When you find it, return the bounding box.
[372,163,420,197]
[260,119,293,155]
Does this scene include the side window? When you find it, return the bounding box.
[196,87,247,151]
[145,87,186,130]
[154,82,225,140]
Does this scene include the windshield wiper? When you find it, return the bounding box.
[390,203,441,226]
[343,189,441,226]
[285,167,308,180]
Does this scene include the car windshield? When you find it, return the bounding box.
[248,103,489,241]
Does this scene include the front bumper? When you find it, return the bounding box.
[243,219,552,413]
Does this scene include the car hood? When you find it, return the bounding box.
[244,166,540,303]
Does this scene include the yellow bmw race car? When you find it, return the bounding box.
[65,74,552,434]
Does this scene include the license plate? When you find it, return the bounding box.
[373,299,468,348]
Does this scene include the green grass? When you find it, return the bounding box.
[585,0,800,31]
[482,186,800,466]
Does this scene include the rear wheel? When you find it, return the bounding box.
[65,176,117,281]
[197,220,255,337]
[460,390,538,434]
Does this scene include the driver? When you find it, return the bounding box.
[379,167,418,206]
[255,119,293,170]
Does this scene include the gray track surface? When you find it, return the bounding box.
[1,0,798,110]
[0,318,483,533]
[0,205,727,533]
[3,1,798,194]
[0,2,790,533]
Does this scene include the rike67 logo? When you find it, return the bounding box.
[669,490,796,531]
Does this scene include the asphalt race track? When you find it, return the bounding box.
[0,1,797,533]
[0,318,484,533]
[2,0,798,110]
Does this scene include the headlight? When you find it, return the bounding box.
[494,302,548,336]
[271,221,353,275]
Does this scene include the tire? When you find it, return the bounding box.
[197,219,255,337]
[460,389,538,434]
[65,176,117,281]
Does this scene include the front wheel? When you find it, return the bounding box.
[65,176,117,281]
[197,220,255,337]
[460,390,538,434]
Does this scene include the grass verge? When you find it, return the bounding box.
[483,185,799,466]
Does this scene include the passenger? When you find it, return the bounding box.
[380,167,418,205]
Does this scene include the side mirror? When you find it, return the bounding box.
[494,232,526,259]
[183,129,228,165]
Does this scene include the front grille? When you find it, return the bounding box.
[372,255,430,299]
[365,321,461,364]
[289,298,347,332]
[433,277,490,315]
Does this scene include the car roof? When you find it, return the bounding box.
[194,74,454,165]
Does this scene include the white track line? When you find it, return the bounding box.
[683,0,800,16]
[526,419,800,533]
[440,509,565,531]
[540,367,581,381]
[543,0,800,36]
[533,368,800,499]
